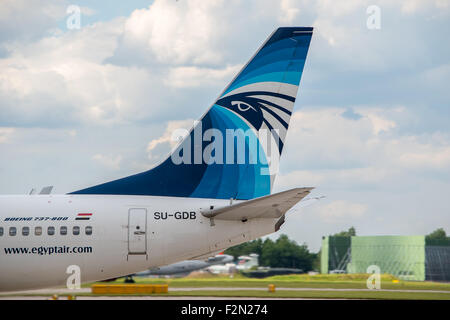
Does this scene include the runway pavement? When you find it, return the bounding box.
[1,286,449,299]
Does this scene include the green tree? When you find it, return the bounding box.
[332,226,356,237]
[224,234,316,271]
[426,228,448,241]
[260,235,315,271]
[425,228,450,245]
[224,238,263,259]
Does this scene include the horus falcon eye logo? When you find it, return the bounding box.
[215,91,296,152]
[215,91,294,132]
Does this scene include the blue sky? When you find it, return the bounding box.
[0,0,449,251]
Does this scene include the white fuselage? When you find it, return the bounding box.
[0,194,277,291]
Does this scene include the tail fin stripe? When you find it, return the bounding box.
[235,57,299,84]
[222,90,295,102]
[252,98,293,116]
[262,118,284,152]
[221,82,299,99]
[226,72,302,94]
[259,105,289,129]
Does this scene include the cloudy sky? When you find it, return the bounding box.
[0,0,449,251]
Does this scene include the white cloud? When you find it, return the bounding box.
[0,127,14,143]
[395,137,450,169]
[315,200,367,223]
[68,129,77,137]
[80,6,96,16]
[399,0,449,14]
[147,119,194,161]
[277,166,390,191]
[360,110,397,135]
[276,107,450,193]
[92,154,122,170]
[0,0,66,43]
[314,0,363,17]
[122,0,229,65]
[165,65,241,88]
[279,0,301,24]
[2,0,448,128]
[281,108,381,168]
[0,17,176,127]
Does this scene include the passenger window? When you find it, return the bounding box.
[0,227,3,236]
[48,226,55,236]
[22,227,30,236]
[60,226,67,235]
[85,226,93,235]
[9,227,17,236]
[35,226,42,236]
[73,226,80,235]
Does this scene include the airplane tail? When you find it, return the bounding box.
[71,27,313,200]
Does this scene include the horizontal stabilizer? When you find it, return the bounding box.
[201,187,313,221]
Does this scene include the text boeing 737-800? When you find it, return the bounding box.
[0,27,313,291]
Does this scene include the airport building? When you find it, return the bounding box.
[320,235,450,281]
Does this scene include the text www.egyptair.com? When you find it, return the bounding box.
[3,246,93,255]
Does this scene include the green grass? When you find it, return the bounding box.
[3,274,448,300]
[85,273,450,292]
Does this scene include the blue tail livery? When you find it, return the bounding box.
[71,27,313,199]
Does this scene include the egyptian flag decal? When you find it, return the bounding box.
[76,213,92,221]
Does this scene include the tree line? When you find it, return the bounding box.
[224,227,448,271]
[224,234,318,271]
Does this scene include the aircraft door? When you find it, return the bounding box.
[128,208,147,255]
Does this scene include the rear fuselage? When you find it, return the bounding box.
[0,195,276,291]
